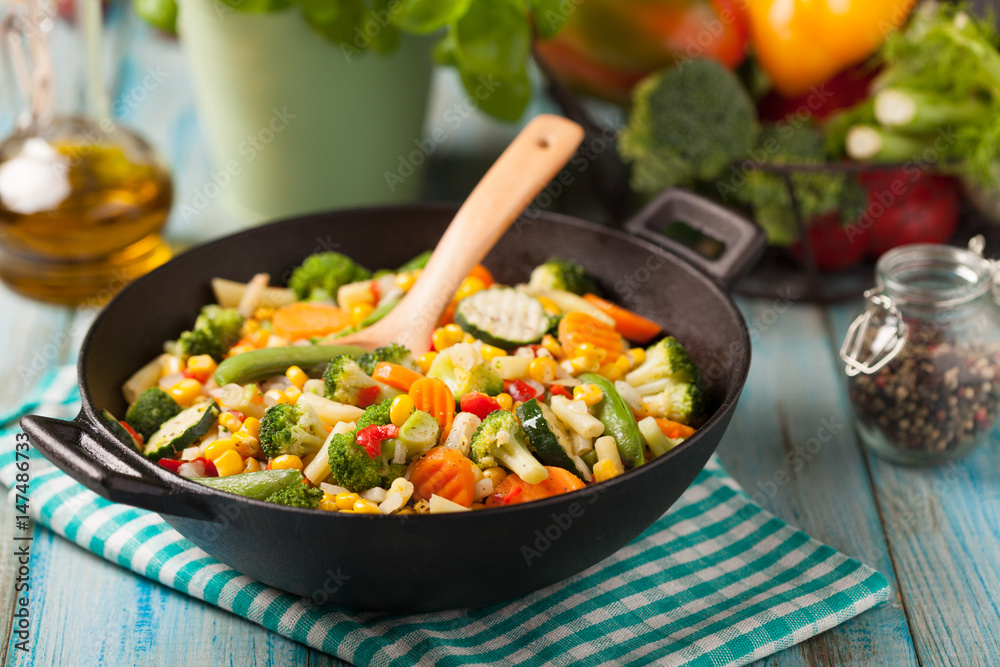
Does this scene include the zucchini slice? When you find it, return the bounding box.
[101,410,143,451]
[517,398,591,480]
[454,288,549,350]
[143,400,220,460]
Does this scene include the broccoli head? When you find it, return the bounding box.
[357,343,420,375]
[527,257,599,296]
[427,343,503,398]
[725,123,868,246]
[265,483,323,509]
[175,305,244,361]
[624,337,706,424]
[288,252,372,302]
[470,410,548,484]
[125,387,183,440]
[327,399,406,492]
[258,403,328,458]
[619,58,758,194]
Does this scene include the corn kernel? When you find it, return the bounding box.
[284,386,303,404]
[241,417,261,438]
[537,296,561,315]
[234,437,259,458]
[271,454,303,471]
[213,449,244,477]
[462,333,477,344]
[219,412,243,433]
[528,357,558,384]
[169,379,203,407]
[574,383,604,406]
[479,344,507,361]
[339,509,355,514]
[205,439,236,460]
[264,389,290,406]
[335,492,360,510]
[432,327,464,352]
[163,355,184,377]
[227,344,254,358]
[243,458,261,473]
[576,343,608,363]
[597,362,624,382]
[483,466,507,487]
[186,355,218,383]
[350,302,376,326]
[353,499,381,514]
[395,272,417,291]
[318,495,339,512]
[593,459,621,483]
[390,394,415,428]
[249,330,271,348]
[496,393,513,411]
[455,276,487,301]
[417,351,438,373]
[627,348,645,368]
[570,356,602,374]
[541,334,564,359]
[285,366,309,389]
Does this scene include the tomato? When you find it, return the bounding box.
[858,170,961,258]
[459,392,502,421]
[534,0,749,104]
[504,379,541,403]
[791,211,870,272]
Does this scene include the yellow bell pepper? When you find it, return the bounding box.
[747,0,916,97]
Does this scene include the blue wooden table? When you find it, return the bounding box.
[2,22,999,667]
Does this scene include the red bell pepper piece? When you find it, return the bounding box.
[355,424,400,459]
[459,392,502,420]
[158,458,183,473]
[119,421,144,445]
[549,385,572,399]
[504,379,541,403]
[357,385,382,408]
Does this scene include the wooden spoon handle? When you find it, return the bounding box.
[376,115,585,344]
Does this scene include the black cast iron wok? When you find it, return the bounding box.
[22,189,764,611]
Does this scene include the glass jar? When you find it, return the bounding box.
[841,238,1000,464]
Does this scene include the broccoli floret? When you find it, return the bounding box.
[322,355,380,405]
[469,410,547,484]
[265,483,323,509]
[175,305,244,361]
[724,123,868,246]
[288,252,371,303]
[624,337,706,424]
[258,403,328,458]
[327,399,406,492]
[125,387,183,440]
[357,343,420,375]
[527,257,598,296]
[427,343,503,398]
[619,58,758,194]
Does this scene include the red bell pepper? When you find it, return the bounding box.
[459,392,502,420]
[355,424,399,459]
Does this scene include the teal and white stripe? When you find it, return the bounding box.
[1,367,890,666]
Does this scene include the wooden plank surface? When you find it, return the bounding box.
[828,303,1000,667]
[718,298,917,667]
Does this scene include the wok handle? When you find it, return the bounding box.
[624,189,766,288]
[20,414,212,520]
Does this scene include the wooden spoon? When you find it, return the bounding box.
[337,114,584,354]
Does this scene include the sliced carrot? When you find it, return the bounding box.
[582,294,662,344]
[654,417,696,440]
[468,264,494,288]
[408,377,455,442]
[485,466,586,506]
[557,311,625,362]
[408,446,477,507]
[271,302,350,341]
[371,362,424,392]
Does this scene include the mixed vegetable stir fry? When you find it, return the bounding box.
[109,251,707,514]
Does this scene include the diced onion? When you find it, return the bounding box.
[473,478,494,501]
[360,487,387,503]
[320,483,349,496]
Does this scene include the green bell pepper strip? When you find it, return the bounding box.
[579,373,645,469]
[214,345,365,386]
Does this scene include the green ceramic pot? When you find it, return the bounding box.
[177,0,433,221]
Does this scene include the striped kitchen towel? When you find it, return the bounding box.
[1,366,891,667]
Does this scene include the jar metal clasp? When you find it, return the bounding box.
[840,287,909,377]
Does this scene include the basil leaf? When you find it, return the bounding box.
[454,0,530,78]
[394,0,472,34]
[460,66,531,122]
